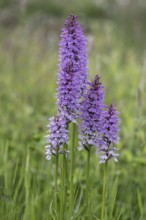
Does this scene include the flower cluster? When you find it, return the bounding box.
[57,14,88,122]
[78,75,104,151]
[97,105,120,163]
[45,14,120,163]
[45,115,69,160]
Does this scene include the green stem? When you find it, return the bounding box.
[55,155,59,212]
[60,152,67,220]
[64,143,69,190]
[85,149,91,211]
[69,123,76,217]
[101,162,108,220]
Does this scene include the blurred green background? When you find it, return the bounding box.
[0,0,146,219]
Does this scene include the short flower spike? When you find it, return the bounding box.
[79,75,104,151]
[97,104,120,163]
[45,115,69,160]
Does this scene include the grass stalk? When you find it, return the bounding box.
[24,146,30,220]
[4,143,9,191]
[101,162,108,220]
[69,123,76,217]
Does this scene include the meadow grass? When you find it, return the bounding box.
[0,16,146,219]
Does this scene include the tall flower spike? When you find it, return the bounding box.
[97,104,120,163]
[45,114,69,160]
[57,14,88,123]
[79,75,104,151]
